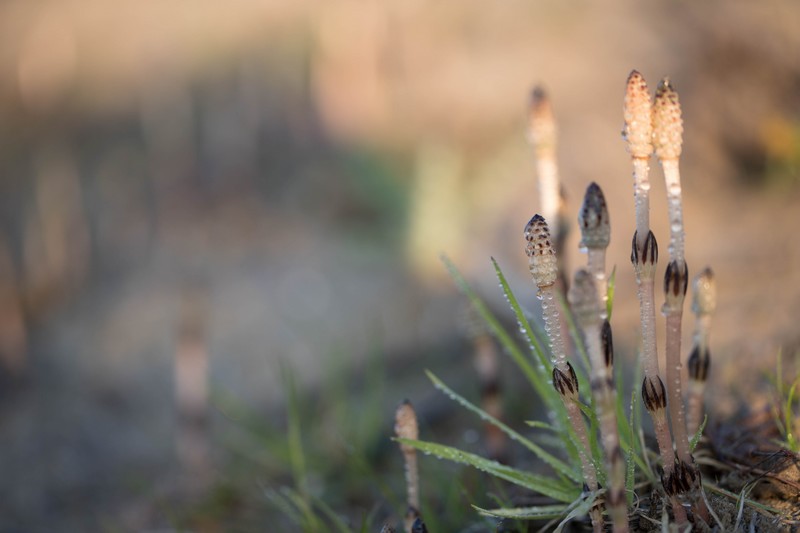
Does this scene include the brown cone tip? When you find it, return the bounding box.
[395,400,419,444]
[525,214,558,288]
[692,267,716,316]
[623,70,653,158]
[653,77,683,160]
[528,86,556,151]
[578,182,611,249]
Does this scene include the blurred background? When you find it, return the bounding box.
[0,0,799,530]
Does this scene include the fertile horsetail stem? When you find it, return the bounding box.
[526,214,602,533]
[653,78,686,264]
[623,70,653,248]
[569,270,628,533]
[688,268,716,435]
[529,88,570,288]
[395,400,421,532]
[654,77,710,523]
[528,88,559,233]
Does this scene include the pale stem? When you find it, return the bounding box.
[542,284,601,531]
[666,312,691,461]
[564,400,598,489]
[695,315,711,356]
[584,323,628,533]
[563,398,603,533]
[636,278,660,380]
[404,451,419,512]
[661,158,685,263]
[539,286,567,370]
[686,380,706,437]
[537,158,560,232]
[632,157,651,248]
[587,248,608,320]
[651,409,677,478]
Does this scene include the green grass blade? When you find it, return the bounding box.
[491,258,550,375]
[264,488,305,527]
[525,420,559,432]
[310,493,354,533]
[554,492,599,533]
[786,380,798,450]
[690,415,708,452]
[278,486,320,532]
[474,503,569,520]
[396,438,579,503]
[427,370,581,483]
[442,255,546,401]
[282,363,309,497]
[703,481,780,516]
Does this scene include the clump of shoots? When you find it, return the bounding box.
[526,214,602,532]
[569,269,628,533]
[395,400,421,532]
[625,71,688,524]
[578,182,611,319]
[654,78,710,523]
[623,70,653,248]
[688,267,716,436]
[528,87,570,286]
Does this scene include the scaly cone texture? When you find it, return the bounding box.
[569,270,628,533]
[395,400,421,533]
[525,214,602,533]
[688,268,716,436]
[578,182,611,320]
[653,78,686,264]
[623,70,653,249]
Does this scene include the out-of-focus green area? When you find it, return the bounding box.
[0,0,799,530]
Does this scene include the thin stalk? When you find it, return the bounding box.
[529,87,571,344]
[663,261,691,468]
[569,270,628,533]
[528,88,560,238]
[395,400,421,532]
[526,214,602,532]
[688,268,715,437]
